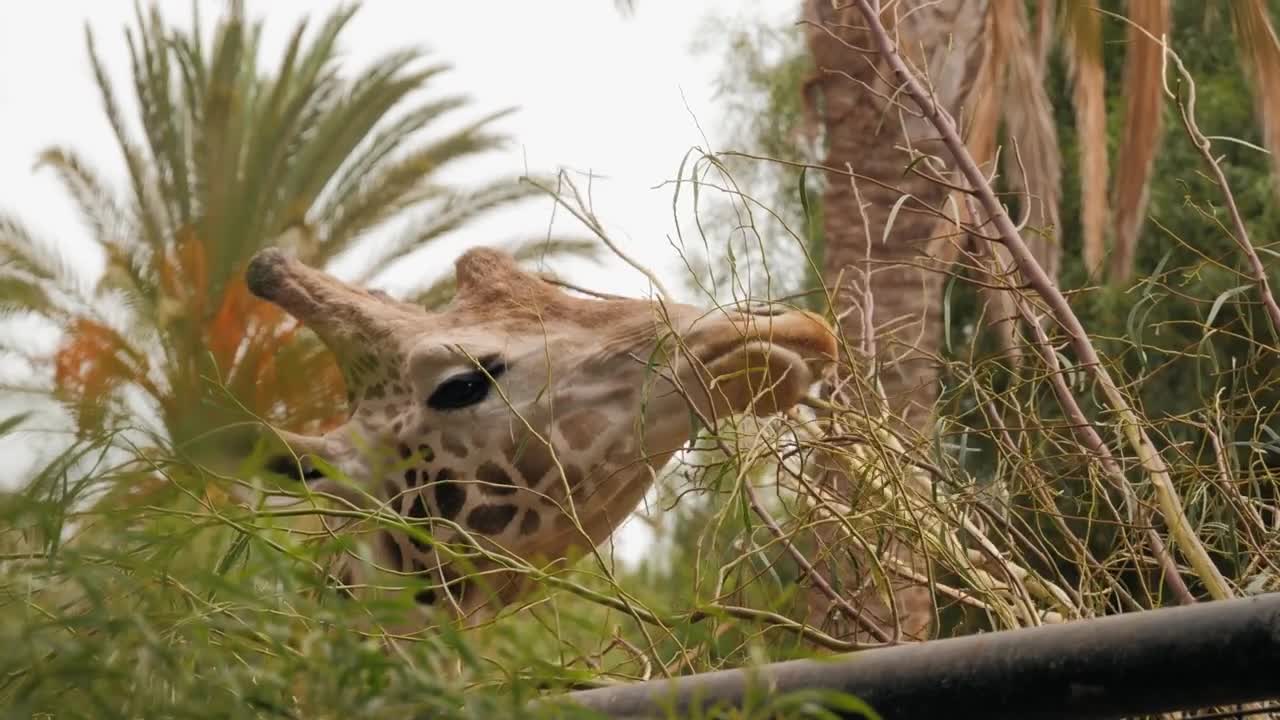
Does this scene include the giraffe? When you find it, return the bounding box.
[246,245,837,632]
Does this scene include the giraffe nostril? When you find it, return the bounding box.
[246,248,291,300]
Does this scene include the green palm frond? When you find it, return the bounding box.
[351,177,550,283]
[0,217,81,292]
[86,25,166,252]
[0,276,56,319]
[318,94,471,217]
[126,5,191,230]
[317,109,515,257]
[4,0,594,458]
[510,237,600,265]
[33,148,132,253]
[272,49,430,226]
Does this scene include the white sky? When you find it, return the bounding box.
[0,1,795,563]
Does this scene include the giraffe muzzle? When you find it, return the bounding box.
[679,307,838,418]
[245,247,290,300]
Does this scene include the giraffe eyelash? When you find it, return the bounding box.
[427,355,507,411]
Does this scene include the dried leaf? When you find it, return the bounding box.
[1108,0,1172,285]
[1229,0,1280,200]
[1062,3,1110,277]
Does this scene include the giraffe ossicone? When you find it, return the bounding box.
[246,245,837,630]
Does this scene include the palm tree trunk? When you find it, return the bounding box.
[805,0,988,437]
[802,0,990,643]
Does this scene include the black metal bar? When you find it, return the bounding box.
[544,593,1280,719]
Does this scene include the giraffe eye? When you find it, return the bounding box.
[264,455,326,483]
[427,356,506,411]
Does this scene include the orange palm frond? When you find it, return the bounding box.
[1108,0,1171,285]
[1062,3,1110,278]
[205,275,284,375]
[254,341,346,430]
[204,272,347,430]
[996,0,1062,280]
[1035,0,1056,72]
[964,2,1004,170]
[158,225,209,320]
[53,319,153,433]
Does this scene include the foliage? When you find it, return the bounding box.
[679,18,825,314]
[0,426,881,717]
[0,1,594,464]
[666,0,1280,663]
[3,1,1280,718]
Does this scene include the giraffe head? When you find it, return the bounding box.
[246,246,836,623]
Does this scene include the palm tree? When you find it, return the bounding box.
[0,2,594,483]
[804,0,1280,434]
[804,0,999,433]
[800,0,1280,641]
[1065,1,1280,284]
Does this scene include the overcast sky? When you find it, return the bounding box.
[1,0,791,299]
[0,1,796,563]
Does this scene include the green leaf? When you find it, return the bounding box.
[943,272,958,353]
[1206,284,1251,328]
[0,411,32,439]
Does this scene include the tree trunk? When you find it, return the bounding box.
[806,0,989,436]
[803,0,989,644]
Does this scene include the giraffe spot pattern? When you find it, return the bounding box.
[466,504,518,534]
[610,438,638,461]
[407,493,431,550]
[506,434,555,488]
[567,465,591,504]
[381,532,404,570]
[600,387,636,407]
[408,493,430,519]
[444,575,470,603]
[433,468,465,519]
[558,410,606,451]
[519,509,541,535]
[544,464,587,503]
[476,461,517,495]
[552,507,578,530]
[440,431,468,459]
[333,569,355,600]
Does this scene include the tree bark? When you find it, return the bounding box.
[806,0,989,436]
[802,0,989,644]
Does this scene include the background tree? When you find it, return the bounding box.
[680,0,1280,641]
[797,0,1280,437]
[0,2,594,496]
[2,1,1279,715]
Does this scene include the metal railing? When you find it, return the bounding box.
[541,593,1280,719]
